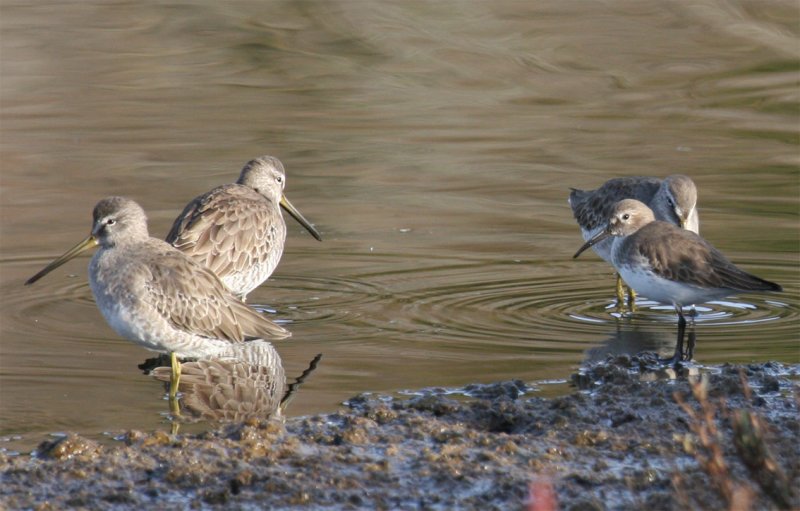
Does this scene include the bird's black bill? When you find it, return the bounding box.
[25,235,98,285]
[280,195,322,241]
[573,231,611,259]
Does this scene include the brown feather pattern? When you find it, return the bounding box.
[140,241,290,343]
[627,221,781,292]
[166,185,280,286]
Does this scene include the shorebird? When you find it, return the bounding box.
[573,199,782,363]
[166,156,322,301]
[569,175,699,307]
[26,196,291,399]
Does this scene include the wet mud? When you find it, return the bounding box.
[2,355,798,510]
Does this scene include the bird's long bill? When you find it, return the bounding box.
[573,231,611,259]
[25,235,98,285]
[280,195,322,241]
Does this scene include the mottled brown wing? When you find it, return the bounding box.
[166,185,278,279]
[142,245,290,342]
[227,296,292,340]
[570,177,660,231]
[143,249,247,342]
[633,223,780,292]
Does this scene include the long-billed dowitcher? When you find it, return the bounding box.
[26,196,291,399]
[569,175,699,306]
[166,156,322,301]
[574,199,781,363]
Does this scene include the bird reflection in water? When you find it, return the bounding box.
[141,341,322,425]
[582,318,696,365]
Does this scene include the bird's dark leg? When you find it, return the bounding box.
[685,314,696,361]
[662,305,686,366]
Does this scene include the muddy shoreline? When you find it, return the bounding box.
[2,355,798,510]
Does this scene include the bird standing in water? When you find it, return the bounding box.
[26,196,291,400]
[569,175,699,308]
[166,156,322,301]
[574,199,781,364]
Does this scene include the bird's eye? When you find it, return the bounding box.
[276,176,283,183]
[106,218,116,226]
[622,214,630,220]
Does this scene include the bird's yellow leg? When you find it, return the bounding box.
[615,274,626,306]
[170,352,181,395]
[169,352,181,399]
[615,274,637,312]
[627,286,637,311]
[168,352,181,418]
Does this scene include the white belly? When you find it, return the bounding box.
[618,265,726,306]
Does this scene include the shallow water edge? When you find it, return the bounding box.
[2,355,797,511]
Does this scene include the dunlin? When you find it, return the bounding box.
[569,175,699,306]
[574,199,781,363]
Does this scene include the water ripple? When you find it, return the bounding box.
[255,274,393,325]
[265,257,798,355]
[2,275,98,343]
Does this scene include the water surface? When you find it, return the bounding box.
[1,0,798,452]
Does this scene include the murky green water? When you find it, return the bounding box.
[1,1,798,452]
